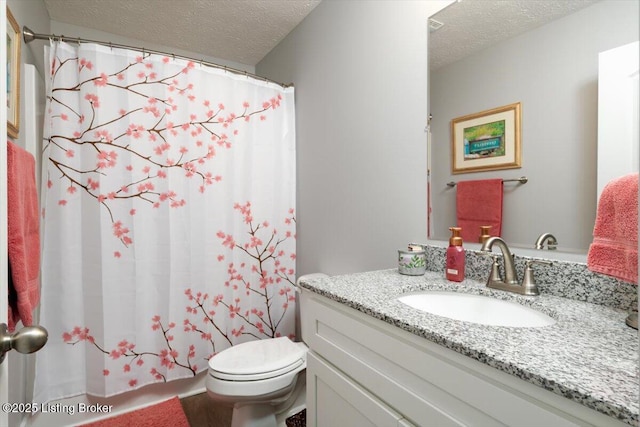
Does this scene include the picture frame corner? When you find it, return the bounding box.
[6,4,21,139]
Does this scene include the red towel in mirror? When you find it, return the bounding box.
[587,173,638,284]
[456,179,503,243]
[7,141,40,331]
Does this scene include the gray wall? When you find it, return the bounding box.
[7,0,50,72]
[257,0,452,276]
[7,0,50,151]
[430,0,639,252]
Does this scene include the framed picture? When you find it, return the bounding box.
[450,102,521,174]
[6,6,21,139]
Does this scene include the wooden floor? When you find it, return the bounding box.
[180,393,233,427]
[179,393,306,427]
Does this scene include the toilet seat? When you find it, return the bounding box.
[210,358,304,381]
[209,337,307,382]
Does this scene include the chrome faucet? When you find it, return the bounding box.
[480,237,544,296]
[534,233,558,250]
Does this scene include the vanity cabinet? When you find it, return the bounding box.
[301,289,628,427]
[307,352,414,427]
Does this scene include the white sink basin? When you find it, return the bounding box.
[397,291,555,327]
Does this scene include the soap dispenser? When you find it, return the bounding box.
[479,225,492,244]
[446,227,465,282]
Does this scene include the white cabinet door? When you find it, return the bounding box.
[307,352,402,427]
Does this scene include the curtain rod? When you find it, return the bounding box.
[22,26,293,89]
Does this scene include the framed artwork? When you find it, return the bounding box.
[450,102,521,174]
[6,6,21,139]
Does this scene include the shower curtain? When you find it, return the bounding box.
[33,41,296,403]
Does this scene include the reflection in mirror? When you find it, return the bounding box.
[597,41,639,199]
[428,0,639,254]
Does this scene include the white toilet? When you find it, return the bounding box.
[206,273,327,427]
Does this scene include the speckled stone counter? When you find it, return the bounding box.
[419,245,638,311]
[299,268,639,425]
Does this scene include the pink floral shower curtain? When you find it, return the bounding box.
[33,41,296,403]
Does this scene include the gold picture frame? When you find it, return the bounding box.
[451,102,521,174]
[6,6,21,139]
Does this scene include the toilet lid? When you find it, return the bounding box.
[209,337,306,381]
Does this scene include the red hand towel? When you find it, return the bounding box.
[456,179,503,243]
[7,141,40,331]
[587,173,638,284]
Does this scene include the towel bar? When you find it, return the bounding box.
[447,176,528,188]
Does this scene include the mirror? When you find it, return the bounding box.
[428,0,639,254]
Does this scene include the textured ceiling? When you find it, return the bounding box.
[42,0,600,69]
[43,0,322,66]
[430,0,600,70]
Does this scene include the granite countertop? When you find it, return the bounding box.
[299,269,639,426]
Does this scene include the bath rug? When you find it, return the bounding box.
[79,396,190,427]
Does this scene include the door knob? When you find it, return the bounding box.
[0,323,48,364]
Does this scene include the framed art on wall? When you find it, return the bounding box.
[451,102,521,174]
[6,6,21,139]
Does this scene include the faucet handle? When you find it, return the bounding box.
[520,260,552,295]
[527,259,553,267]
[487,255,503,284]
[535,233,558,250]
